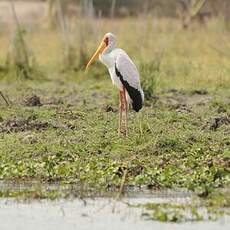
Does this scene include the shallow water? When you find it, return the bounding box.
[0,197,229,230]
[0,180,193,197]
[0,181,229,229]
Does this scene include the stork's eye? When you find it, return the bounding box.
[104,37,109,46]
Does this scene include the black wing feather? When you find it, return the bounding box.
[115,64,143,112]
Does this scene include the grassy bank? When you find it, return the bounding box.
[0,18,229,200]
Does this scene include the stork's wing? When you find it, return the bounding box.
[115,51,141,90]
[115,50,144,112]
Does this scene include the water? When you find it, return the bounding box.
[0,181,229,230]
[0,197,229,230]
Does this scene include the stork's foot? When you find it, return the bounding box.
[118,108,128,137]
[118,126,128,137]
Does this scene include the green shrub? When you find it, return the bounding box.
[139,61,158,101]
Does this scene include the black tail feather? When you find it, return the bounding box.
[115,65,143,112]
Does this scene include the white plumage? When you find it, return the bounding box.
[99,33,144,107]
[86,32,144,135]
[115,51,144,102]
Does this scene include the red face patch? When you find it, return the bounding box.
[104,37,109,46]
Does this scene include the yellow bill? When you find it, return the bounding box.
[86,40,107,71]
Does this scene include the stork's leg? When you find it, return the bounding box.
[118,87,128,136]
[118,91,121,135]
[119,89,128,136]
[123,86,128,136]
[118,90,123,135]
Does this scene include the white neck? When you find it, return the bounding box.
[100,44,117,68]
[103,42,116,54]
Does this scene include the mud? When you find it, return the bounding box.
[0,116,49,133]
[190,89,208,95]
[153,89,213,109]
[209,115,230,131]
[24,95,42,107]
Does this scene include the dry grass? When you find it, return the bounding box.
[0,17,229,90]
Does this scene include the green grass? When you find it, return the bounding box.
[0,76,229,195]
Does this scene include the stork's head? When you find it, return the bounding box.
[86,33,116,70]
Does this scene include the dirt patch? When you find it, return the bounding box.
[43,97,64,106]
[175,104,192,113]
[208,115,230,131]
[164,89,186,95]
[24,95,42,106]
[0,116,49,133]
[155,88,213,109]
[190,89,208,95]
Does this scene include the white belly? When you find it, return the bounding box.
[99,49,124,90]
[108,67,123,90]
[108,67,131,104]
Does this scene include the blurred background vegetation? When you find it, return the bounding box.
[0,0,229,91]
[52,1,229,20]
[0,0,229,28]
[45,0,230,28]
[44,0,230,16]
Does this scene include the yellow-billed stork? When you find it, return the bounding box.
[86,33,144,136]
